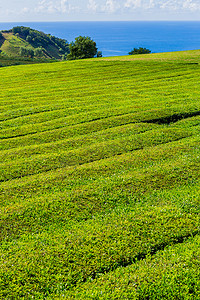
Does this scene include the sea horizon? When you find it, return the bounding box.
[1,21,200,57]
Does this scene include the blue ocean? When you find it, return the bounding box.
[0,21,200,57]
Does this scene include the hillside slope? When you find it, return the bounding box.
[0,50,199,298]
[0,26,69,60]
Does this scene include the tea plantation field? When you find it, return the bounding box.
[0,50,200,299]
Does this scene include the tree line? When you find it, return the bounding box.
[19,47,44,58]
[1,26,152,60]
[128,47,151,55]
[12,27,101,60]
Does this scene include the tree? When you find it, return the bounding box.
[20,47,34,58]
[26,35,32,43]
[129,47,151,55]
[67,36,97,60]
[97,51,103,58]
[34,47,44,58]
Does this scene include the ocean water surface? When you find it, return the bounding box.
[0,21,200,57]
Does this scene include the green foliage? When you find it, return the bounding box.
[20,46,34,58]
[0,50,200,298]
[0,53,53,67]
[97,50,103,57]
[67,36,98,60]
[11,26,69,59]
[68,234,200,299]
[26,35,32,43]
[34,47,44,58]
[2,27,98,63]
[129,47,151,55]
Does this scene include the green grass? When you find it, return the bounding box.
[0,50,199,298]
[0,29,67,65]
[0,32,55,67]
[0,32,32,55]
[0,53,54,67]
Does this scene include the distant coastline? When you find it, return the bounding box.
[0,21,200,57]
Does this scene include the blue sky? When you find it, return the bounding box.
[1,0,200,22]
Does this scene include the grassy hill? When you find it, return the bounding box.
[0,50,199,298]
[0,26,69,65]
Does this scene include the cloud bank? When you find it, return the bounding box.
[1,0,200,21]
[85,0,200,13]
[32,0,200,14]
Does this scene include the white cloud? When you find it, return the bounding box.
[123,0,200,11]
[101,0,117,13]
[159,0,178,10]
[87,0,98,12]
[29,0,200,16]
[149,0,156,8]
[1,0,200,21]
[124,0,142,9]
[21,7,30,13]
[182,0,200,11]
[124,0,160,10]
[60,0,68,12]
[35,0,70,13]
[88,0,200,14]
[159,0,200,11]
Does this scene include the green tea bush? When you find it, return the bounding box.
[0,50,199,298]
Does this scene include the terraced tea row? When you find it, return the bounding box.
[68,234,200,299]
[0,50,200,298]
[0,127,198,182]
[1,181,199,298]
[1,135,199,240]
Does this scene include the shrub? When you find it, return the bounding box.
[129,47,151,55]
